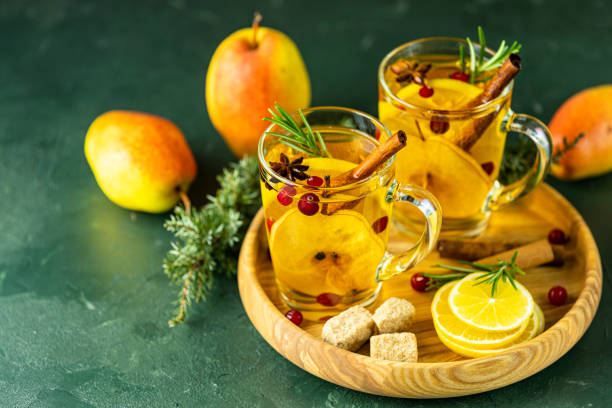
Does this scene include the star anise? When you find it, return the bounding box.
[390,60,432,85]
[270,153,309,181]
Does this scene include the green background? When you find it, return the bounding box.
[1,0,610,406]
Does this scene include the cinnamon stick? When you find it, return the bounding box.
[321,130,407,215]
[450,54,521,151]
[437,239,523,261]
[476,239,554,270]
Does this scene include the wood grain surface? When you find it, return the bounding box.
[238,184,602,398]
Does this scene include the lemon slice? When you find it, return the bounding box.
[397,78,482,111]
[449,272,534,332]
[437,303,543,358]
[269,209,385,295]
[432,282,529,348]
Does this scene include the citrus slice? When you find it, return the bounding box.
[397,78,482,111]
[437,304,542,358]
[449,272,534,332]
[432,282,529,348]
[394,135,492,218]
[269,208,385,295]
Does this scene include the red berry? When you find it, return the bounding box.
[375,128,381,140]
[285,310,303,325]
[548,286,567,306]
[266,217,274,232]
[450,71,469,82]
[411,273,429,292]
[316,293,342,306]
[277,186,296,206]
[372,216,389,233]
[548,229,567,245]
[298,193,320,215]
[481,161,495,175]
[419,85,434,98]
[306,176,324,187]
[430,115,449,134]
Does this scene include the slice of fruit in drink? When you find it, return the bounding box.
[397,78,482,111]
[449,272,534,332]
[269,208,385,296]
[432,282,529,348]
[395,135,491,219]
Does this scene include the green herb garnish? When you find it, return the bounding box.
[264,102,330,158]
[423,251,525,297]
[552,133,585,163]
[461,26,522,84]
[163,156,260,327]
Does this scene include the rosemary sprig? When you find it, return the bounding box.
[163,156,260,327]
[264,102,330,158]
[552,133,585,163]
[422,251,525,297]
[462,26,522,84]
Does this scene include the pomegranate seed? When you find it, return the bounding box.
[265,217,274,232]
[306,176,324,187]
[430,115,449,134]
[375,128,381,140]
[548,229,567,245]
[372,216,389,233]
[481,161,495,175]
[316,293,342,306]
[419,85,434,98]
[277,186,296,206]
[298,193,320,215]
[548,286,567,306]
[411,273,429,292]
[450,71,469,82]
[285,310,303,325]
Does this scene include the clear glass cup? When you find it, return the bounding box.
[258,107,441,317]
[378,37,552,237]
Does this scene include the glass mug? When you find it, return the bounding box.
[378,37,552,237]
[258,107,441,315]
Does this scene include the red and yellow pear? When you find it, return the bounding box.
[206,13,311,157]
[85,111,197,213]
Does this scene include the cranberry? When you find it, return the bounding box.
[298,193,320,215]
[548,229,567,245]
[375,128,381,140]
[265,217,274,232]
[306,176,324,187]
[277,186,296,206]
[316,293,342,306]
[430,115,449,134]
[481,161,495,175]
[411,273,429,292]
[450,71,469,82]
[548,286,568,306]
[419,85,434,98]
[285,310,303,325]
[372,216,389,233]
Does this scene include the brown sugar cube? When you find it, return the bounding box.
[373,297,415,333]
[370,332,418,362]
[321,306,374,351]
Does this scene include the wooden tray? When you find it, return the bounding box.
[237,185,602,398]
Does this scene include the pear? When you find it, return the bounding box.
[85,111,197,213]
[206,13,310,157]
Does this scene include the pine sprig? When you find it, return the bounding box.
[461,26,522,83]
[422,251,525,297]
[264,102,330,158]
[163,156,260,327]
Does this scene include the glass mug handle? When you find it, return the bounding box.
[376,181,442,282]
[488,111,553,210]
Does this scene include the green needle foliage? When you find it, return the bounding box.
[163,156,260,327]
[460,26,522,83]
[423,251,526,297]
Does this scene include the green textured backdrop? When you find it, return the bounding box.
[0,0,611,406]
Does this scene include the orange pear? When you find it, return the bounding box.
[206,13,310,157]
[85,111,197,213]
